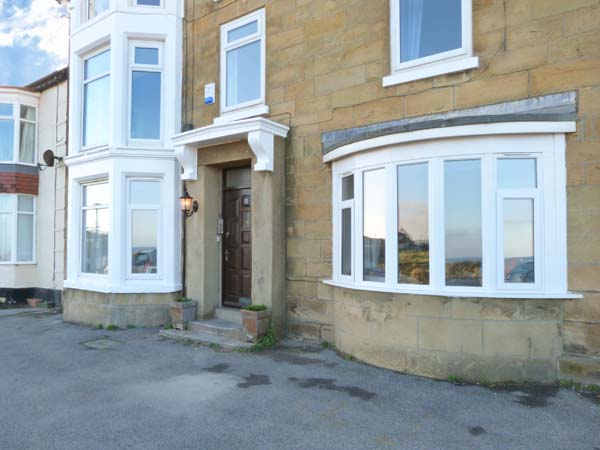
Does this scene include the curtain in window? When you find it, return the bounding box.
[19,121,35,164]
[0,213,11,262]
[401,0,424,62]
[17,214,33,261]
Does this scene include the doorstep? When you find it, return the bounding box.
[159,318,253,350]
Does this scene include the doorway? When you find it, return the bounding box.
[222,167,252,308]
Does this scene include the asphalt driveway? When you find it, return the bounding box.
[1,311,598,450]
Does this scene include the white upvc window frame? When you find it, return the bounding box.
[85,0,110,21]
[330,132,572,299]
[334,173,356,283]
[126,177,162,280]
[0,102,38,166]
[79,179,109,278]
[128,41,164,145]
[0,194,36,265]
[81,47,111,151]
[384,0,479,87]
[219,9,267,121]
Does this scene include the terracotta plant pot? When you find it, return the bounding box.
[241,309,271,342]
[170,300,197,330]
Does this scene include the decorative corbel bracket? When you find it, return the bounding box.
[174,144,198,180]
[247,130,274,172]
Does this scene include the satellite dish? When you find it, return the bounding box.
[42,149,62,167]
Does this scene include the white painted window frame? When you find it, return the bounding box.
[384,0,479,87]
[82,47,111,150]
[0,102,37,166]
[0,194,36,265]
[86,0,110,21]
[80,179,109,277]
[128,41,164,145]
[334,173,356,282]
[125,176,162,280]
[219,9,267,121]
[330,132,572,298]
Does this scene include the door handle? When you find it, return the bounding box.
[224,249,229,262]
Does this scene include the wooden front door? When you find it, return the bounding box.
[222,187,252,308]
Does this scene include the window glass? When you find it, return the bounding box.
[503,199,534,284]
[341,208,352,276]
[225,167,251,189]
[363,169,386,282]
[342,175,354,201]
[398,163,429,285]
[228,21,258,42]
[83,50,110,148]
[0,103,12,116]
[17,214,34,261]
[444,159,482,287]
[19,121,35,164]
[0,211,10,262]
[131,71,161,140]
[17,196,34,212]
[136,0,160,6]
[498,158,537,189]
[131,210,158,274]
[226,40,261,107]
[83,182,109,207]
[84,50,110,80]
[88,0,109,19]
[0,119,14,161]
[400,0,462,63]
[20,105,35,121]
[134,47,159,65]
[82,183,109,274]
[130,180,160,204]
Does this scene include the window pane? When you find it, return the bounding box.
[17,214,33,261]
[136,0,160,6]
[17,196,34,212]
[0,103,12,116]
[342,175,354,201]
[0,119,14,161]
[84,50,110,80]
[20,105,35,121]
[0,213,11,262]
[83,183,109,207]
[131,210,158,274]
[363,169,386,282]
[504,199,534,284]
[226,40,261,107]
[227,21,258,42]
[341,208,352,276]
[398,163,429,285]
[130,180,160,205]
[88,0,109,19]
[134,47,159,65]
[498,158,537,189]
[83,75,110,147]
[225,167,251,189]
[19,121,35,163]
[444,160,482,287]
[400,0,462,63]
[82,208,109,274]
[131,71,161,140]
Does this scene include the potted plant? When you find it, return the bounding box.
[170,296,197,330]
[241,304,270,342]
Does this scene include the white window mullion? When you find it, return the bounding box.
[481,154,496,292]
[385,164,397,286]
[355,170,364,283]
[429,158,444,291]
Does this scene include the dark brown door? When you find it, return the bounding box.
[222,188,252,308]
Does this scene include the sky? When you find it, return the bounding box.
[0,0,69,87]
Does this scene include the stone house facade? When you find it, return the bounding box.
[178,0,600,384]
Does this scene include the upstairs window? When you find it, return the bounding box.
[385,0,478,86]
[129,43,162,141]
[82,49,110,149]
[220,9,266,116]
[0,102,37,164]
[87,0,109,20]
[135,0,161,6]
[0,195,35,264]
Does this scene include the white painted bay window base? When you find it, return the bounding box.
[326,122,580,300]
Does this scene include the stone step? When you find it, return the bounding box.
[159,329,253,350]
[214,307,242,325]
[189,319,246,341]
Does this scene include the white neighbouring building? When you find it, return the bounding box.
[62,0,184,326]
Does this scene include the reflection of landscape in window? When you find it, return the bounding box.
[82,208,109,274]
[398,163,429,285]
[503,199,534,284]
[444,160,482,287]
[363,169,386,282]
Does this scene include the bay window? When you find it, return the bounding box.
[0,102,37,164]
[128,179,161,276]
[331,131,570,298]
[83,49,110,148]
[129,43,162,141]
[0,195,35,263]
[220,9,266,117]
[384,0,478,86]
[81,181,109,274]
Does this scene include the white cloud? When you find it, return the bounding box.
[0,0,69,68]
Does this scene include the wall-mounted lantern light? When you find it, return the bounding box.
[179,183,198,218]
